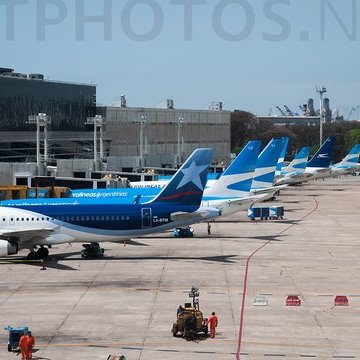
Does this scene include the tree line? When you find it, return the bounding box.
[231,111,360,162]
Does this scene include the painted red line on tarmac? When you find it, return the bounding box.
[236,197,319,359]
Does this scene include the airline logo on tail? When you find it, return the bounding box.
[204,140,261,198]
[153,148,212,205]
[331,144,360,172]
[176,161,208,190]
[252,138,287,190]
[307,136,336,169]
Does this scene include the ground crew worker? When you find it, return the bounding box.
[18,333,29,360]
[27,331,35,359]
[207,312,218,338]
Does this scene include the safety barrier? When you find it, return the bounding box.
[253,296,268,306]
[334,296,349,306]
[286,295,301,306]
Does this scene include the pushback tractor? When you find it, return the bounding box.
[171,287,208,339]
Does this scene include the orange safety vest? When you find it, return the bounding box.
[19,335,29,349]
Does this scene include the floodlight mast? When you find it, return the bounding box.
[132,114,147,169]
[316,86,327,146]
[27,113,51,175]
[86,115,106,172]
[176,117,184,167]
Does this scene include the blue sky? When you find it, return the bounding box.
[1,0,359,118]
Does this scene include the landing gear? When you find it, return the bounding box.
[26,247,49,260]
[37,247,49,259]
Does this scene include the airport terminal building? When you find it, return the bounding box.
[99,105,231,169]
[0,68,231,185]
[0,67,96,131]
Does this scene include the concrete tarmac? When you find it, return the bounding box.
[0,176,359,360]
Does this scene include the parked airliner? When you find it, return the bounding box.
[330,144,360,175]
[304,136,336,178]
[0,148,219,259]
[274,147,311,185]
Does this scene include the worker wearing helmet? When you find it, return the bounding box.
[18,333,29,360]
[27,331,35,359]
[207,312,218,338]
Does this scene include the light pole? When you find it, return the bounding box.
[134,114,147,169]
[175,117,184,167]
[86,115,106,171]
[27,113,51,175]
[316,86,327,146]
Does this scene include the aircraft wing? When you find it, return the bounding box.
[171,208,220,223]
[0,228,56,241]
[203,195,271,217]
[251,184,288,195]
[0,228,74,247]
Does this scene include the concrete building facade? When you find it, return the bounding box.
[99,106,231,169]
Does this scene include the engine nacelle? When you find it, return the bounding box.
[0,240,18,256]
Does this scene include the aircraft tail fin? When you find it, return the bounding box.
[337,144,360,166]
[204,140,261,198]
[276,137,289,173]
[307,136,336,168]
[252,138,287,190]
[283,146,310,174]
[150,148,212,206]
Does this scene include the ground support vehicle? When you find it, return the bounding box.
[4,326,29,352]
[248,206,284,220]
[80,242,105,258]
[171,287,208,339]
[173,226,194,237]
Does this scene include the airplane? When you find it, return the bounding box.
[304,136,336,179]
[72,140,265,216]
[73,138,287,208]
[250,137,288,197]
[0,148,221,260]
[275,137,336,185]
[274,146,311,186]
[330,144,360,175]
[108,138,287,202]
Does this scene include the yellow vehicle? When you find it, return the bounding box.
[171,287,208,339]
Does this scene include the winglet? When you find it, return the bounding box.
[307,136,336,168]
[149,148,213,206]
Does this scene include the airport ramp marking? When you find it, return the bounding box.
[236,196,320,359]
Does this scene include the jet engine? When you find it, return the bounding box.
[0,240,18,256]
